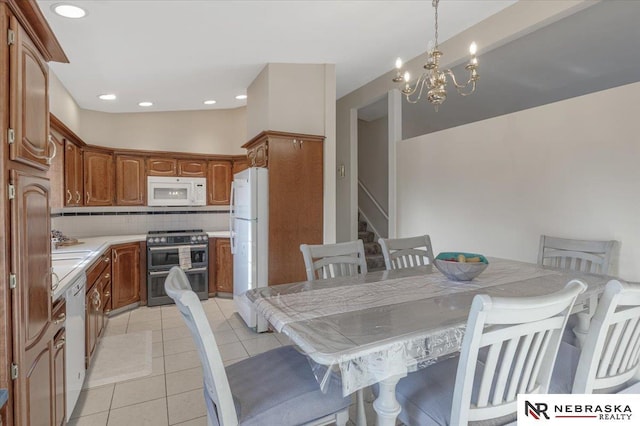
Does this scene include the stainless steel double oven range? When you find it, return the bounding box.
[146,229,209,306]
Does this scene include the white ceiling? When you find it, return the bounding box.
[36,0,515,113]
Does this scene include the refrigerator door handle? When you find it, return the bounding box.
[229,181,236,254]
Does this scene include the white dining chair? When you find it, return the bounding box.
[378,234,434,270]
[300,240,368,280]
[164,267,350,426]
[551,280,640,394]
[537,235,616,274]
[377,279,586,426]
[299,240,368,426]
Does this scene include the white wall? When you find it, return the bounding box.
[78,107,246,155]
[336,0,592,242]
[358,116,389,239]
[49,72,82,134]
[49,70,247,155]
[397,81,640,281]
[246,63,337,243]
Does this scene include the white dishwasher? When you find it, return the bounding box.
[65,275,86,421]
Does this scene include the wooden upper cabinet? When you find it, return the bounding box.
[178,159,207,177]
[232,158,249,175]
[111,243,141,310]
[247,141,268,168]
[84,149,114,206]
[9,23,52,170]
[147,157,177,176]
[64,140,83,206]
[115,155,145,205]
[207,160,232,205]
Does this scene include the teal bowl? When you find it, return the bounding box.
[434,252,488,281]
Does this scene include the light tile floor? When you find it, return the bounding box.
[68,297,376,425]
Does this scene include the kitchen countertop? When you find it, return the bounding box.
[52,230,230,300]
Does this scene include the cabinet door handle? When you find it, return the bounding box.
[54,313,66,324]
[75,191,81,203]
[113,251,118,263]
[104,273,110,279]
[103,291,110,298]
[51,271,60,292]
[104,256,110,264]
[86,192,90,203]
[55,338,66,349]
[66,190,72,203]
[33,135,58,164]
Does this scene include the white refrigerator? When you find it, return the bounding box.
[230,167,269,332]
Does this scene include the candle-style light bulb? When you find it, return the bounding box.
[469,42,478,55]
[404,71,411,82]
[395,58,403,69]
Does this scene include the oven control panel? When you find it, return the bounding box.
[147,230,208,246]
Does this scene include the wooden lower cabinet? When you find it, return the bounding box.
[216,238,234,293]
[85,251,111,367]
[111,243,141,310]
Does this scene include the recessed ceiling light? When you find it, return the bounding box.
[52,4,86,19]
[98,94,116,101]
[138,101,153,107]
[203,100,217,105]
[235,95,247,100]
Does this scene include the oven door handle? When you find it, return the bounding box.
[149,267,207,276]
[148,244,208,251]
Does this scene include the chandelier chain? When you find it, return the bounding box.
[433,0,439,49]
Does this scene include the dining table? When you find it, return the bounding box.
[245,257,613,426]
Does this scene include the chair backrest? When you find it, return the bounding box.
[537,235,616,274]
[451,279,587,425]
[378,234,434,270]
[573,280,640,393]
[300,240,368,281]
[164,267,238,426]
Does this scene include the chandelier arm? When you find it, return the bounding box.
[402,72,429,102]
[443,69,476,93]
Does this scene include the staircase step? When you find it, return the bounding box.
[358,231,375,243]
[364,241,381,255]
[366,254,386,272]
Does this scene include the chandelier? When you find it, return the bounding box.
[393,0,479,111]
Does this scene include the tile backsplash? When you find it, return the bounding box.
[51,206,229,238]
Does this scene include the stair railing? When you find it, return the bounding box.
[358,179,388,220]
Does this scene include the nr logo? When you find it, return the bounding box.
[525,401,550,420]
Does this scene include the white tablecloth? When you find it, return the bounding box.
[247,258,611,396]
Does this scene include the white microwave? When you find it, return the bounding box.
[147,176,207,206]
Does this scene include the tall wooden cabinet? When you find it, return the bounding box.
[242,131,324,285]
[1,3,68,424]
